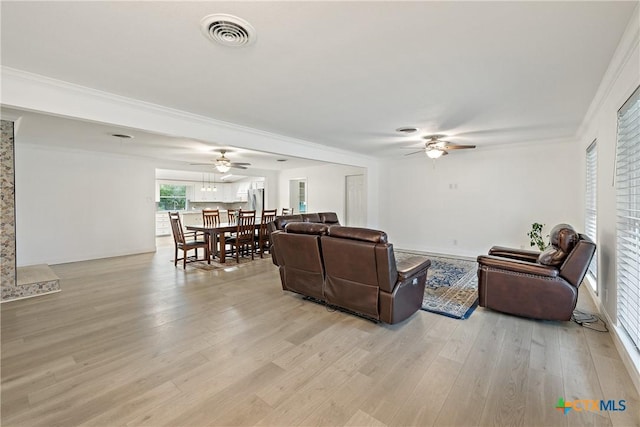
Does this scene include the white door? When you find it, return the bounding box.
[345,174,366,226]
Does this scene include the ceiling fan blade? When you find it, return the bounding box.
[442,151,449,155]
[231,165,248,170]
[404,150,424,156]
[230,162,251,166]
[443,144,476,150]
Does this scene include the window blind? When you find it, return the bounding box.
[616,85,640,352]
[585,141,598,288]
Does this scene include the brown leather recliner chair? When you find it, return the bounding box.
[477,224,596,321]
[268,215,304,266]
[271,222,328,300]
[321,226,431,324]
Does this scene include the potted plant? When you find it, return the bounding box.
[527,222,548,251]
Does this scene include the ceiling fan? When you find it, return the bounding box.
[405,135,476,159]
[190,150,251,172]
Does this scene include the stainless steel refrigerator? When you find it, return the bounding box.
[247,188,264,214]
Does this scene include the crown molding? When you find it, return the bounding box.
[577,4,640,141]
[0,110,22,122]
[480,136,576,152]
[0,66,378,168]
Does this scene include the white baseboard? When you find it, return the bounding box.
[584,284,640,396]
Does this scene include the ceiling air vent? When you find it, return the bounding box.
[200,14,256,47]
[396,127,419,134]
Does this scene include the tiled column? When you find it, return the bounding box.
[1,120,16,293]
[1,121,60,302]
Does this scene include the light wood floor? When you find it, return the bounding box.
[2,241,638,427]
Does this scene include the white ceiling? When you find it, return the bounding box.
[1,107,328,174]
[1,1,636,157]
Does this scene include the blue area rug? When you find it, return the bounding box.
[395,251,478,319]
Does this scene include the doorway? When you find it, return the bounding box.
[345,174,366,226]
[289,178,307,213]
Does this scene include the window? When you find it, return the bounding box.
[616,85,640,352]
[158,184,187,211]
[585,140,597,289]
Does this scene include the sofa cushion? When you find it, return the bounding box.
[550,224,578,253]
[319,212,340,224]
[272,215,303,231]
[301,213,321,223]
[537,247,566,266]
[285,222,329,236]
[328,226,387,243]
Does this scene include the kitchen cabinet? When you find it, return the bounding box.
[192,183,231,202]
[180,211,203,227]
[217,184,233,203]
[157,211,205,236]
[155,212,171,236]
[192,186,221,202]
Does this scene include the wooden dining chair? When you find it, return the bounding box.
[168,212,210,269]
[202,209,220,256]
[227,209,237,224]
[255,209,277,258]
[281,208,293,215]
[227,210,256,263]
[222,209,238,256]
[202,209,220,227]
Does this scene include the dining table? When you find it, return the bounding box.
[186,219,262,264]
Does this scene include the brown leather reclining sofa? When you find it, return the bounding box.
[268,212,340,265]
[477,224,596,321]
[270,219,431,324]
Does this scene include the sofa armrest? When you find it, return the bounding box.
[477,255,558,278]
[270,230,283,266]
[488,246,540,262]
[397,256,431,281]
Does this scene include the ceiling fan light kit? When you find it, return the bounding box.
[404,134,476,159]
[190,149,251,172]
[426,149,444,159]
[215,164,230,173]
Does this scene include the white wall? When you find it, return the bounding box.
[15,144,156,265]
[262,171,279,212]
[379,141,580,257]
[278,163,367,224]
[577,9,639,326]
